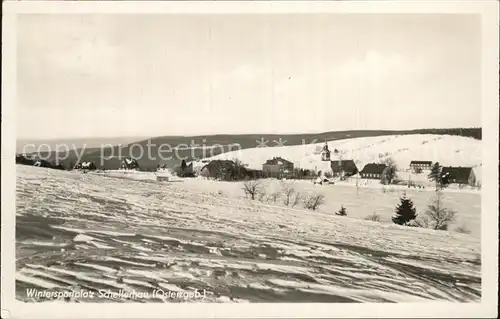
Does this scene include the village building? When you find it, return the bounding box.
[320,142,331,161]
[262,157,294,179]
[360,163,388,179]
[200,160,244,180]
[330,160,358,177]
[441,166,476,186]
[121,158,140,170]
[409,160,432,171]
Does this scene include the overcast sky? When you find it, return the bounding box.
[17,14,481,139]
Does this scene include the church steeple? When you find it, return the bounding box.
[321,138,331,161]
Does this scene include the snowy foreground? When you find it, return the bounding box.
[16,166,481,303]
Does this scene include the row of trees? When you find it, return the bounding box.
[242,180,325,211]
[392,191,457,230]
[242,178,463,233]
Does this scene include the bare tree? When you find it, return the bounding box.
[410,216,430,228]
[280,182,302,207]
[281,183,295,205]
[381,157,398,185]
[267,191,281,203]
[243,180,264,200]
[232,157,246,179]
[290,192,302,208]
[257,191,267,202]
[303,193,325,210]
[364,212,381,222]
[424,191,457,230]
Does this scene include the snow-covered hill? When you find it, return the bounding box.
[194,134,482,181]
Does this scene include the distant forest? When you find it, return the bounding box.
[404,128,481,140]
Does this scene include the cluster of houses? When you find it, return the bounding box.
[407,160,477,186]
[16,140,479,187]
[15,153,140,172]
[192,142,476,186]
[164,141,477,186]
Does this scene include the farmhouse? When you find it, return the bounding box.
[360,163,388,179]
[121,158,140,170]
[409,160,432,171]
[262,157,294,179]
[74,162,97,170]
[330,160,358,177]
[441,166,476,186]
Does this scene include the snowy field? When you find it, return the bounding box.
[178,178,481,238]
[16,165,481,303]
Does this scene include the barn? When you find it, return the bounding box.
[360,163,388,179]
[441,166,476,186]
[200,160,246,180]
[121,158,140,170]
[330,160,358,177]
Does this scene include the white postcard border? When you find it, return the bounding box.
[2,1,498,318]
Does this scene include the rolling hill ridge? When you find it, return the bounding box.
[17,128,481,170]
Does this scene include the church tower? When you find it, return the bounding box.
[321,139,331,161]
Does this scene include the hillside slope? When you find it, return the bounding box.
[16,166,480,303]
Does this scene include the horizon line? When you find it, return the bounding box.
[16,126,482,142]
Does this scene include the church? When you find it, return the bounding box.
[320,141,331,161]
[319,141,359,178]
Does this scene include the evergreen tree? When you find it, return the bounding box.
[428,162,441,182]
[336,205,347,216]
[392,193,418,225]
[428,162,444,190]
